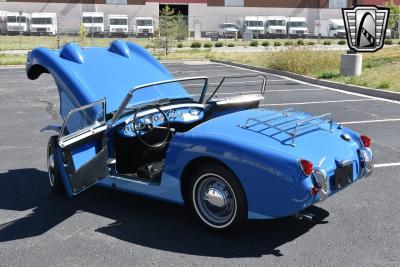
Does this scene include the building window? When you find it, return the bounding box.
[106,0,127,4]
[225,0,244,7]
[329,0,347,8]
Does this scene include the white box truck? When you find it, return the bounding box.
[218,23,239,39]
[6,12,30,35]
[265,16,287,38]
[108,14,128,37]
[287,17,308,38]
[30,13,57,36]
[243,16,266,38]
[314,19,345,38]
[82,12,104,37]
[134,17,154,38]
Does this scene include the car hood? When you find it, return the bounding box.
[190,109,361,172]
[26,40,188,118]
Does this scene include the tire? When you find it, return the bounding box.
[189,163,247,232]
[47,136,65,194]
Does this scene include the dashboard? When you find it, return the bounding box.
[118,104,204,137]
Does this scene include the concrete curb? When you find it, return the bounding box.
[211,59,400,101]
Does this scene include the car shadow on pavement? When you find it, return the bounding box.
[0,168,329,258]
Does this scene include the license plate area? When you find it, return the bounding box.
[333,163,353,190]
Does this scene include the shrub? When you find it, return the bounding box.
[384,39,393,45]
[203,42,212,48]
[377,80,391,89]
[274,41,281,47]
[337,40,346,45]
[323,40,332,45]
[306,41,315,45]
[250,40,259,47]
[297,39,305,45]
[262,41,270,47]
[284,40,294,46]
[177,43,183,48]
[227,43,235,47]
[317,71,341,79]
[398,41,400,45]
[215,41,223,47]
[190,41,202,48]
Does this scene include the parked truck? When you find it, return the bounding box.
[243,16,266,38]
[134,17,154,38]
[82,12,104,37]
[108,14,128,37]
[314,19,345,38]
[265,16,287,38]
[6,12,30,35]
[30,13,57,36]
[287,17,308,38]
[218,23,239,39]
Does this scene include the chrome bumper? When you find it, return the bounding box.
[359,147,374,177]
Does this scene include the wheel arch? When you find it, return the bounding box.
[180,156,246,206]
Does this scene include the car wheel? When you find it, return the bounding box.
[47,136,65,194]
[190,163,247,231]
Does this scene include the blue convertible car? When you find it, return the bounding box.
[26,40,374,231]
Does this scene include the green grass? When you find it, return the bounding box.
[0,54,27,65]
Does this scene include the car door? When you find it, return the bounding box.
[205,74,267,120]
[57,99,108,196]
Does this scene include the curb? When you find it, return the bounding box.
[211,59,400,101]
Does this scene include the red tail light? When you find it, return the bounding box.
[310,186,319,196]
[360,135,371,147]
[299,159,313,176]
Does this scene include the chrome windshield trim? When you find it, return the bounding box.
[112,76,209,125]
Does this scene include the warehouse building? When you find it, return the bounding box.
[0,1,354,35]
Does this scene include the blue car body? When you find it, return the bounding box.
[27,40,374,221]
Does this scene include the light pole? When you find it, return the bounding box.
[19,10,22,49]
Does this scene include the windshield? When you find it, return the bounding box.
[7,16,26,23]
[222,23,238,29]
[245,21,263,27]
[289,21,307,27]
[82,16,103,23]
[137,20,153,26]
[268,20,285,26]
[110,18,127,25]
[31,18,52,24]
[114,78,208,122]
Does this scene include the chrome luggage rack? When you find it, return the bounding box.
[239,108,334,146]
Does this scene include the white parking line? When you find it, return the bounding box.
[375,163,400,168]
[340,118,400,125]
[260,98,378,106]
[220,62,400,105]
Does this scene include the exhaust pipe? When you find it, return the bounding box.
[295,212,316,222]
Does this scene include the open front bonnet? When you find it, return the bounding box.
[26,40,188,119]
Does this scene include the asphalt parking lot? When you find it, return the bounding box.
[0,61,399,266]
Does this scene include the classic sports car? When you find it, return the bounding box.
[26,40,374,231]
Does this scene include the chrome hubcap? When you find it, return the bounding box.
[194,174,236,228]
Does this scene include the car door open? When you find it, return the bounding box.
[58,99,108,195]
[205,74,267,120]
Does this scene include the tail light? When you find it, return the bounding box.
[299,159,313,176]
[360,135,371,147]
[310,186,319,196]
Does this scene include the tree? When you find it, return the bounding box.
[385,0,400,37]
[153,5,188,55]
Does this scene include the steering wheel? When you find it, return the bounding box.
[132,104,171,148]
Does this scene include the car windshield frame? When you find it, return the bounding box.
[110,18,128,25]
[112,77,209,124]
[31,17,52,24]
[289,21,307,27]
[136,20,153,26]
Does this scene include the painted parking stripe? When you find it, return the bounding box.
[218,62,400,105]
[191,88,325,96]
[340,118,400,125]
[375,163,400,168]
[260,98,379,106]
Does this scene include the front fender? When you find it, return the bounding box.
[164,132,315,219]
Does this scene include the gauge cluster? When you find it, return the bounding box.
[119,106,204,137]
